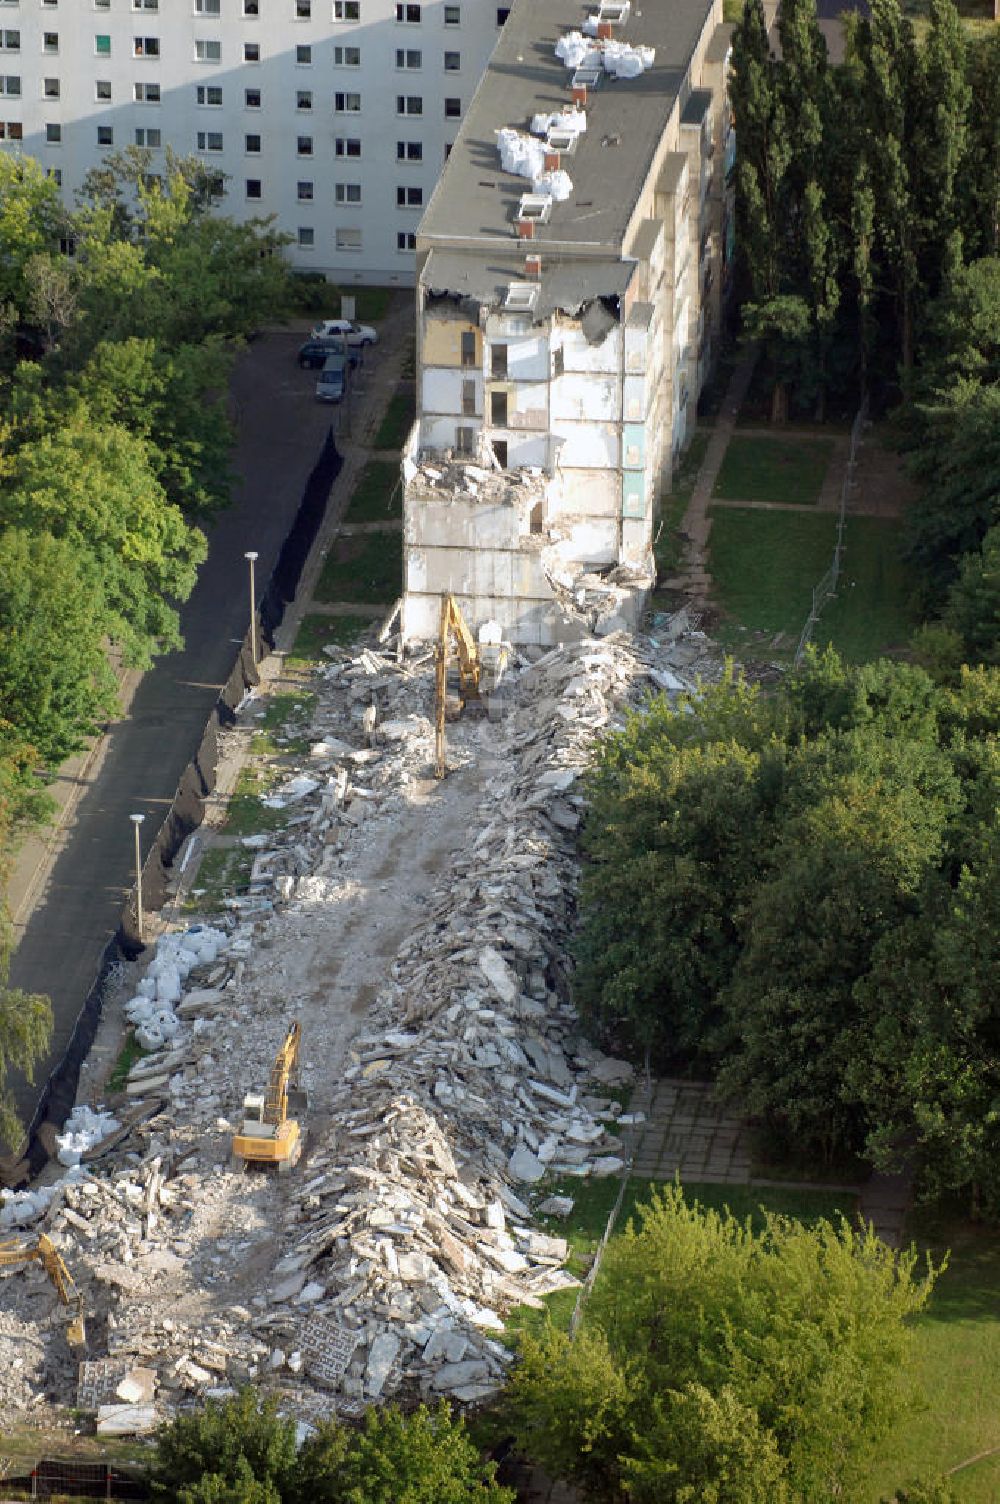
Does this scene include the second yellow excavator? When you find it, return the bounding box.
[434,592,509,778]
[231,1021,306,1173]
[0,1232,87,1350]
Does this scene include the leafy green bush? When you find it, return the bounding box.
[505,1186,939,1502]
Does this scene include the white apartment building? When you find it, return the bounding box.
[0,0,508,283]
[401,0,734,645]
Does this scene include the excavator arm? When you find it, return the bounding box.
[435,593,509,778]
[0,1233,86,1350]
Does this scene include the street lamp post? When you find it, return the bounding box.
[130,812,146,945]
[244,550,259,666]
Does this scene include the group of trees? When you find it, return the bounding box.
[732,0,998,665]
[0,148,293,1143]
[730,0,999,416]
[150,1388,511,1504]
[505,1185,944,1502]
[574,651,1000,1213]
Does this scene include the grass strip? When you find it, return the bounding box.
[712,434,834,506]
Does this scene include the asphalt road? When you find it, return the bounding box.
[8,328,344,1130]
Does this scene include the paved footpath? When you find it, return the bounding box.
[663,347,758,606]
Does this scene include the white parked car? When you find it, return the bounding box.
[311,318,378,347]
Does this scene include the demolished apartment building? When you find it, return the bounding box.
[401,0,735,645]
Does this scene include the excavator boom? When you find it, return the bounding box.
[434,593,508,779]
[0,1232,86,1350]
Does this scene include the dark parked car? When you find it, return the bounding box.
[297,336,359,369]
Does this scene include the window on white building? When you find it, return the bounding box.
[297,226,315,247]
[334,45,360,64]
[194,38,219,61]
[197,130,223,151]
[395,48,421,68]
[135,127,161,146]
[396,139,422,160]
[197,84,223,104]
[397,231,417,250]
[334,91,360,111]
[335,181,361,202]
[335,136,361,155]
[335,227,361,250]
[334,0,361,15]
[134,81,160,101]
[396,94,421,114]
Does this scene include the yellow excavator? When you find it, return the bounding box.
[435,592,509,779]
[0,1232,87,1350]
[231,1021,306,1173]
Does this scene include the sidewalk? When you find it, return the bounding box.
[663,347,758,607]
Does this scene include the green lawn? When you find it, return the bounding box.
[315,530,402,605]
[506,1175,859,1343]
[289,611,373,665]
[709,507,836,649]
[866,1211,1000,1503]
[286,280,393,323]
[708,508,913,661]
[813,516,917,661]
[373,390,416,451]
[713,434,834,506]
[343,460,402,523]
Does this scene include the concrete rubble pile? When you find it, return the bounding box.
[0,616,721,1428]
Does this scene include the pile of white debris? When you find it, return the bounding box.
[0,616,721,1432]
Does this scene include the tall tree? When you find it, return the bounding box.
[961,30,1000,259]
[853,0,921,382]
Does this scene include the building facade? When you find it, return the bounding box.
[0,0,508,283]
[401,0,734,645]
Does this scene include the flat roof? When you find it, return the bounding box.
[422,248,636,319]
[419,0,716,253]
